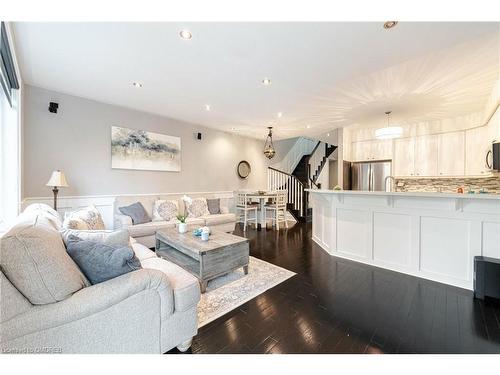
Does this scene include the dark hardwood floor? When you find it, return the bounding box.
[170,222,500,354]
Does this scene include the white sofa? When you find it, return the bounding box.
[114,193,236,248]
[0,204,200,354]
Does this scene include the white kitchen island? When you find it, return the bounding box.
[307,189,500,290]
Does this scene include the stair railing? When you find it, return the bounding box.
[267,167,305,217]
[308,142,326,183]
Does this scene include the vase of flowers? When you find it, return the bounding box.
[177,214,188,233]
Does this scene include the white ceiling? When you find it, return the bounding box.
[12,22,500,140]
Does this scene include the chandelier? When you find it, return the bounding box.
[375,111,403,140]
[263,126,276,159]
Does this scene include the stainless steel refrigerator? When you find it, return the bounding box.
[351,161,392,191]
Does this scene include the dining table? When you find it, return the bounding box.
[238,190,279,230]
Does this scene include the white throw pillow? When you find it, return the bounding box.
[152,199,179,222]
[63,205,105,230]
[185,197,210,218]
[23,203,63,229]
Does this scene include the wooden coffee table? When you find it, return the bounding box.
[155,227,249,293]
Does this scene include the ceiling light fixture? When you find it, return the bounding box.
[277,112,283,118]
[205,104,211,111]
[263,127,276,159]
[383,21,398,29]
[306,125,311,129]
[262,78,271,86]
[132,82,143,88]
[327,133,330,137]
[375,111,403,139]
[179,30,192,39]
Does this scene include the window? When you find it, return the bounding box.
[1,22,19,104]
[0,21,20,231]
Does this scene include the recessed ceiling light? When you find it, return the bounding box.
[306,125,311,129]
[262,78,271,86]
[179,30,192,39]
[327,133,330,137]
[205,104,211,111]
[277,112,283,118]
[132,82,143,88]
[383,21,398,29]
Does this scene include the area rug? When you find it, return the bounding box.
[197,256,295,327]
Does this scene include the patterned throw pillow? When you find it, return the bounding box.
[186,197,210,218]
[63,205,106,230]
[152,199,179,222]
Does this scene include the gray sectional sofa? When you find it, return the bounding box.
[114,194,236,248]
[0,204,200,354]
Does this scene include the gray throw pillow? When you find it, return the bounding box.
[60,229,130,247]
[66,235,142,284]
[206,198,221,215]
[119,202,151,225]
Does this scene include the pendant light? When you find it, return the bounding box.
[263,126,276,159]
[375,111,403,139]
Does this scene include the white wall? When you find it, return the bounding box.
[22,85,270,198]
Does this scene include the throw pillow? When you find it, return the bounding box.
[152,199,179,222]
[61,229,130,247]
[23,203,63,229]
[1,214,89,305]
[119,202,151,225]
[65,235,142,284]
[206,198,221,215]
[63,205,106,230]
[185,197,210,218]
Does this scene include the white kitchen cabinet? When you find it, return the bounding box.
[351,140,392,161]
[438,131,465,176]
[351,141,372,161]
[414,135,438,177]
[372,139,393,160]
[465,126,491,176]
[393,138,415,177]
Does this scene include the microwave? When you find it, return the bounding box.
[493,142,500,170]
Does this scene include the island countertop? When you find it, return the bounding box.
[305,189,500,200]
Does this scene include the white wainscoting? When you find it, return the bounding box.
[309,191,500,290]
[22,191,235,230]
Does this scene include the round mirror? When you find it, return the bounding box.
[237,160,251,179]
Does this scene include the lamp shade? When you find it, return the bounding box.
[46,170,69,187]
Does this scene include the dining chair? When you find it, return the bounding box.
[235,191,258,231]
[264,190,288,231]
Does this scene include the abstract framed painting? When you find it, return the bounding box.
[111,126,181,172]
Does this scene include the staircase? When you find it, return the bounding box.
[268,140,337,222]
[309,143,337,187]
[271,137,317,174]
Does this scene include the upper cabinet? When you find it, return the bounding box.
[438,132,465,176]
[414,135,438,177]
[351,140,372,161]
[465,126,491,176]
[394,138,415,177]
[351,139,392,162]
[349,126,493,178]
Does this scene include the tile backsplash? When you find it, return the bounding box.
[395,175,500,194]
